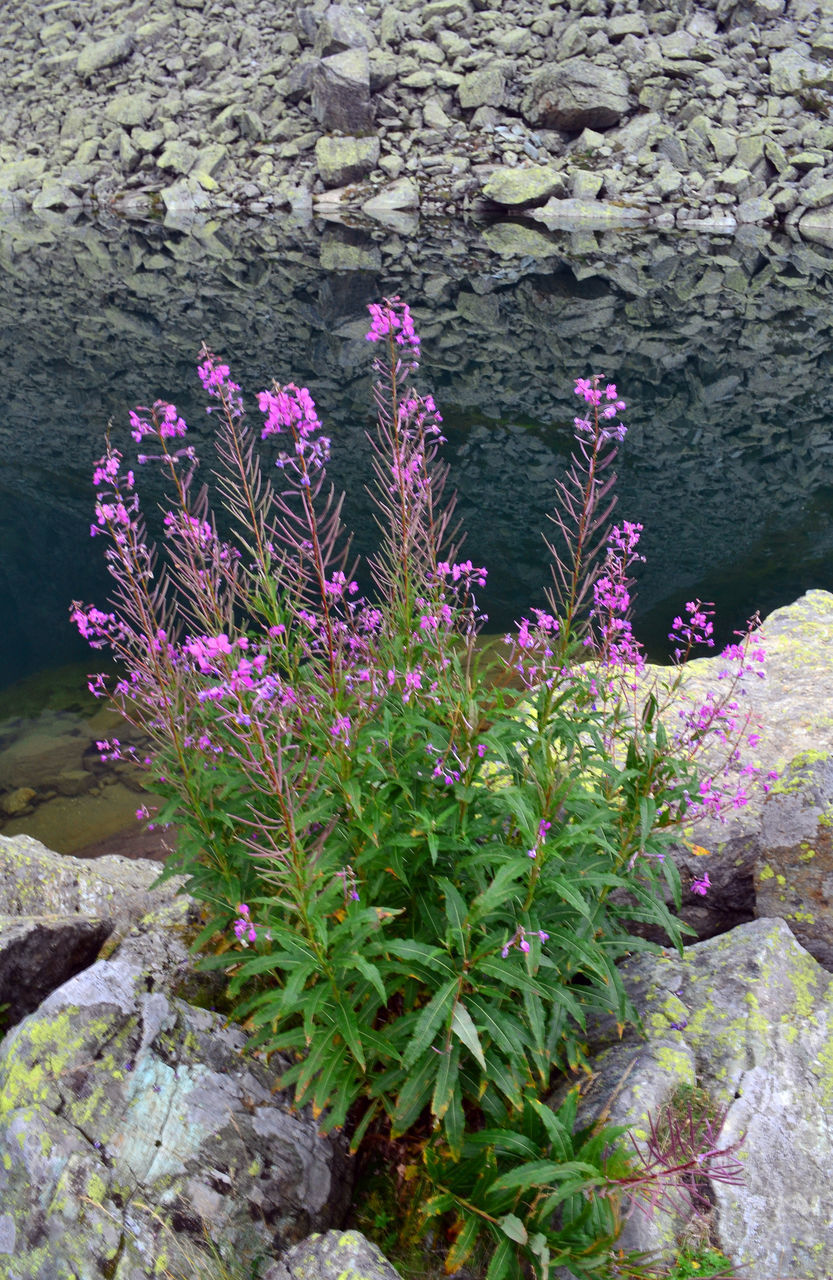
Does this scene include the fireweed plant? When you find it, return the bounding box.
[73,299,763,1280]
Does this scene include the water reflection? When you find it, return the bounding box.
[0,211,832,697]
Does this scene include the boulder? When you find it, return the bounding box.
[104,93,155,128]
[311,49,374,134]
[0,833,181,934]
[658,591,833,945]
[570,918,833,1279]
[0,955,352,1278]
[0,914,110,1027]
[458,67,505,110]
[752,753,833,968]
[481,163,564,206]
[263,1230,401,1280]
[529,197,651,228]
[799,208,833,245]
[769,47,829,95]
[361,176,419,216]
[76,32,135,77]
[522,59,630,133]
[315,135,380,187]
[314,4,377,57]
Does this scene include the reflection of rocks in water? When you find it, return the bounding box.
[2,216,833,681]
[0,665,160,857]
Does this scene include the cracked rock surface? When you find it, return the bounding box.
[0,953,351,1279]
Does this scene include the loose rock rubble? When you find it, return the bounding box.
[1,0,832,233]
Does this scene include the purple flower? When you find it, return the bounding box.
[691,873,711,897]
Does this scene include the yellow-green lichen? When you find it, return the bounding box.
[759,864,775,881]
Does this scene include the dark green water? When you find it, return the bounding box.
[2,212,833,696]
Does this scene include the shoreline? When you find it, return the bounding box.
[2,0,832,241]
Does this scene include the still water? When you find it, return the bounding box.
[2,211,833,689]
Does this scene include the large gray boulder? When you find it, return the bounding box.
[0,833,180,934]
[315,135,380,187]
[76,32,135,77]
[482,163,565,206]
[0,954,352,1279]
[313,4,377,57]
[311,49,374,133]
[522,59,630,132]
[571,918,833,1279]
[656,591,833,951]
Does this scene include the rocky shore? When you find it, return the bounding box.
[2,0,833,235]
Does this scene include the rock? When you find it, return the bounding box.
[481,163,564,206]
[0,787,36,817]
[799,208,833,245]
[361,176,419,215]
[0,914,110,1027]
[803,177,833,208]
[736,195,776,222]
[571,169,604,200]
[56,768,97,797]
[263,1230,401,1280]
[211,104,265,141]
[311,48,374,133]
[314,4,376,57]
[658,592,833,942]
[315,135,380,186]
[159,177,210,220]
[103,92,155,128]
[76,32,135,78]
[458,67,505,110]
[0,954,352,1277]
[529,197,651,228]
[156,140,199,175]
[522,59,630,133]
[0,833,181,934]
[572,919,833,1278]
[0,719,87,790]
[423,97,453,129]
[769,47,826,95]
[752,753,833,968]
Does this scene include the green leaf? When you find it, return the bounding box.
[392,1051,440,1135]
[388,939,455,980]
[439,877,469,949]
[451,1002,487,1072]
[348,1099,380,1154]
[445,1079,464,1160]
[402,977,458,1071]
[485,1236,514,1280]
[498,1215,527,1245]
[444,1213,481,1273]
[431,1041,460,1122]
[421,1192,456,1221]
[469,862,529,921]
[351,955,388,1004]
[489,1159,601,1195]
[334,1000,366,1072]
[548,874,594,919]
[466,998,525,1058]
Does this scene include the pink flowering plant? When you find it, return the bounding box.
[73,298,758,1280]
